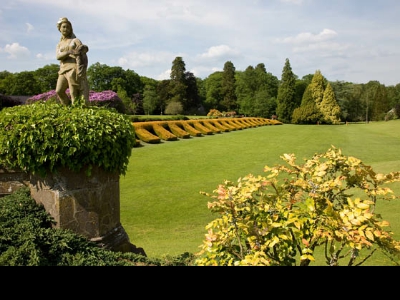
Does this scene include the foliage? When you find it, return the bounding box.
[221,61,237,111]
[0,187,194,266]
[142,84,159,115]
[87,62,143,97]
[204,71,223,111]
[0,102,136,176]
[195,146,400,266]
[27,89,126,113]
[292,70,340,124]
[169,57,187,106]
[234,63,279,118]
[184,71,202,113]
[276,58,297,123]
[165,100,183,115]
[320,83,341,124]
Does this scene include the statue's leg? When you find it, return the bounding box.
[67,68,80,104]
[56,74,71,105]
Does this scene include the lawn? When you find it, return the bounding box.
[119,120,400,265]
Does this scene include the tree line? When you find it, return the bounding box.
[1,57,399,123]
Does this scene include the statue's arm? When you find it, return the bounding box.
[56,44,71,61]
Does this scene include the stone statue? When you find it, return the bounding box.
[55,17,89,106]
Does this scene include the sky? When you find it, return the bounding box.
[1,0,399,86]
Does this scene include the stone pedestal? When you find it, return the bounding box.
[1,166,145,255]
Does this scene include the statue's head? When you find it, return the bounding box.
[57,17,73,34]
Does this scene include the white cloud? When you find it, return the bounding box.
[157,69,172,81]
[0,43,30,59]
[277,29,338,44]
[199,45,240,59]
[118,51,178,69]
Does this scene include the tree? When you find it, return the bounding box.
[9,71,41,96]
[369,82,390,121]
[196,146,400,266]
[203,71,223,111]
[220,61,237,111]
[34,64,59,93]
[156,79,171,115]
[235,66,257,116]
[87,63,124,92]
[292,85,322,124]
[131,93,143,115]
[142,84,158,115]
[164,100,183,115]
[309,70,327,110]
[169,57,188,108]
[320,82,341,124]
[185,71,201,114]
[276,58,297,123]
[124,69,143,98]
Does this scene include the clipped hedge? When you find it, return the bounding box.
[131,117,282,144]
[0,103,136,176]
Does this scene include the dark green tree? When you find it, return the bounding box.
[235,66,257,116]
[0,71,12,95]
[9,71,41,96]
[156,79,171,115]
[276,58,297,123]
[34,64,59,93]
[220,61,237,111]
[185,71,201,114]
[169,57,188,108]
[204,71,223,112]
[87,63,125,92]
[124,69,143,97]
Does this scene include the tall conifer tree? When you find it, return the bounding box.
[221,61,237,111]
[169,57,188,108]
[276,58,296,123]
[320,82,341,124]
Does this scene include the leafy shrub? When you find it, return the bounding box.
[0,102,136,176]
[0,187,194,266]
[195,146,400,266]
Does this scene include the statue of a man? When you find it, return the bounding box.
[55,17,89,106]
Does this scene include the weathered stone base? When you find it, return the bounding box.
[0,166,145,255]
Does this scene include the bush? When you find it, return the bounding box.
[195,146,400,266]
[0,102,136,177]
[0,187,195,266]
[26,90,126,113]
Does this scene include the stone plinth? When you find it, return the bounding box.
[1,166,145,255]
[30,165,121,238]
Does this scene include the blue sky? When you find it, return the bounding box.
[1,0,399,85]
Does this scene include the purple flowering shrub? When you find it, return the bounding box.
[26,90,58,103]
[26,90,125,113]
